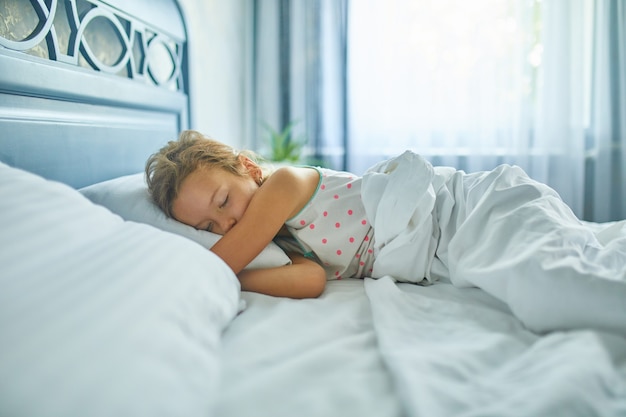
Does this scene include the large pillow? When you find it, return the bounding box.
[80,173,291,269]
[0,162,241,416]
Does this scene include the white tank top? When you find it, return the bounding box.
[277,167,376,280]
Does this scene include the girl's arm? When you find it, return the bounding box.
[210,166,320,273]
[237,253,326,298]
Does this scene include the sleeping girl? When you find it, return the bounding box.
[146,130,626,335]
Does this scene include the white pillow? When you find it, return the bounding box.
[80,173,291,269]
[0,162,240,416]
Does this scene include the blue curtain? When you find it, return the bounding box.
[250,0,348,169]
[586,0,626,221]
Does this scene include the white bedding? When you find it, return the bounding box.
[367,278,626,417]
[215,150,626,416]
[79,173,291,270]
[214,278,626,417]
[362,151,626,334]
[216,279,402,417]
[0,163,241,417]
[2,160,626,417]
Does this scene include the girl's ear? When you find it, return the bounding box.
[238,155,263,185]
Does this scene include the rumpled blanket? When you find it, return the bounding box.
[362,151,626,334]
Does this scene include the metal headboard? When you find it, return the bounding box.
[0,0,189,188]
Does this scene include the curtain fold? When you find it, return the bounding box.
[587,0,626,221]
[347,0,550,175]
[250,0,348,169]
[345,0,625,221]
[250,0,625,221]
[533,0,586,217]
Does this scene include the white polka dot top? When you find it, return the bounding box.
[278,167,376,280]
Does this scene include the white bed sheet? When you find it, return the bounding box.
[367,277,626,417]
[216,279,404,417]
[217,276,626,417]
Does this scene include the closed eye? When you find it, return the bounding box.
[220,195,229,209]
[205,222,214,232]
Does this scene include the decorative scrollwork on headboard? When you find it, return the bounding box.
[0,0,185,92]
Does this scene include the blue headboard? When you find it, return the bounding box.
[0,0,189,188]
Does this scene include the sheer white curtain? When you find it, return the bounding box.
[347,0,600,218]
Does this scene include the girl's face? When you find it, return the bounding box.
[172,158,261,235]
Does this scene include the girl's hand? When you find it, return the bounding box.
[236,253,326,298]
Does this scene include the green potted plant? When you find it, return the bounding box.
[262,121,305,164]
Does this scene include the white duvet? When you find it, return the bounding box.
[214,277,626,417]
[366,277,626,417]
[362,151,626,334]
[213,152,626,417]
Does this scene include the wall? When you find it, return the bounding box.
[176,0,251,148]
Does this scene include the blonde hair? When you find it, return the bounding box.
[145,130,267,218]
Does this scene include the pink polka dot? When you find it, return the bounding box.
[355,254,361,258]
[364,236,369,241]
[334,194,339,199]
[360,261,365,266]
[347,209,353,215]
[368,249,373,254]
[323,211,328,217]
[321,184,326,190]
[349,237,355,243]
[347,183,352,189]
[361,219,367,225]
[309,223,315,230]
[335,222,341,228]
[336,249,342,256]
[300,220,306,226]
[335,271,340,276]
[322,238,327,244]
[337,276,342,280]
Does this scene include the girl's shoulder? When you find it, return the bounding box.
[260,166,321,216]
[267,165,321,186]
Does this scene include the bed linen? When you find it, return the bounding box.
[213,275,626,417]
[0,162,241,417]
[366,277,626,417]
[362,150,626,334]
[79,173,291,270]
[215,279,403,417]
[2,156,626,417]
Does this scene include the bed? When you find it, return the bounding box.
[1,1,626,416]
